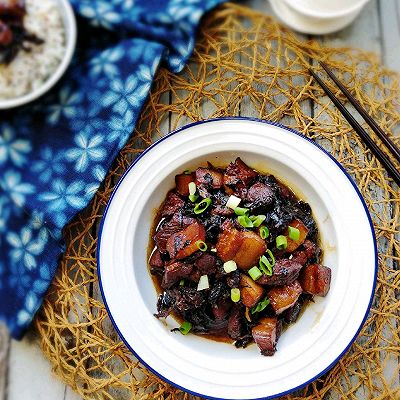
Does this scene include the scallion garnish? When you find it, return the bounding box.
[183,170,191,175]
[179,321,192,335]
[265,249,275,267]
[197,275,209,291]
[276,235,288,250]
[237,215,253,228]
[234,207,249,216]
[251,297,270,314]
[189,194,199,203]
[250,215,266,228]
[259,255,272,276]
[194,198,212,214]
[248,266,262,281]
[223,260,237,273]
[288,226,300,241]
[179,279,185,286]
[196,240,208,252]
[226,195,241,210]
[260,226,269,239]
[188,182,197,196]
[231,288,241,303]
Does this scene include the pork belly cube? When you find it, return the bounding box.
[246,182,275,213]
[154,212,195,252]
[258,259,302,286]
[216,223,266,270]
[283,300,302,324]
[195,167,223,188]
[161,262,193,289]
[216,222,244,262]
[227,304,244,339]
[223,157,257,196]
[166,221,206,259]
[160,192,185,217]
[149,249,164,269]
[299,263,331,297]
[175,173,195,197]
[233,231,267,270]
[284,219,309,253]
[240,274,265,308]
[291,240,318,266]
[195,253,218,275]
[212,298,232,321]
[252,317,282,356]
[268,280,302,314]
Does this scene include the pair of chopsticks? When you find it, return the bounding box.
[309,62,400,187]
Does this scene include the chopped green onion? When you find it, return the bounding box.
[188,182,197,195]
[259,255,272,276]
[179,279,185,286]
[248,266,262,281]
[250,215,266,228]
[231,288,241,303]
[226,195,241,210]
[276,235,288,250]
[260,226,269,239]
[179,321,192,335]
[251,297,270,314]
[189,194,199,203]
[223,260,237,273]
[194,198,212,214]
[288,226,300,241]
[265,249,275,267]
[234,207,249,216]
[183,170,191,175]
[237,215,254,228]
[196,240,208,252]
[197,275,209,291]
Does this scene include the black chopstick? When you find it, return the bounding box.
[309,68,400,187]
[319,61,400,162]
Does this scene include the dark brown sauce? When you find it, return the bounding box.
[148,164,322,343]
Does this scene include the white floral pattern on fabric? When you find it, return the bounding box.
[0,125,31,167]
[0,0,226,339]
[6,227,47,270]
[32,148,66,184]
[0,171,35,207]
[47,86,84,125]
[66,131,107,172]
[89,47,124,78]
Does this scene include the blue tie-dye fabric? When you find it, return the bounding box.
[0,0,225,339]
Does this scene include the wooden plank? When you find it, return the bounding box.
[7,334,66,400]
[316,2,399,398]
[0,324,10,400]
[379,0,400,71]
[63,387,82,400]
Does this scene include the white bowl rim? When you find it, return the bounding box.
[97,117,378,400]
[0,0,77,110]
[282,0,370,19]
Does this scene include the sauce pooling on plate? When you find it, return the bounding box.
[149,157,331,356]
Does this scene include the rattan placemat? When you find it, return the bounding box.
[35,4,399,399]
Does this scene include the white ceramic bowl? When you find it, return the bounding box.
[98,118,377,400]
[270,0,370,35]
[0,0,77,110]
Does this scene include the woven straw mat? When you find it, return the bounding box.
[35,4,400,400]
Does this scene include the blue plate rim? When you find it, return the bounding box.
[97,116,378,400]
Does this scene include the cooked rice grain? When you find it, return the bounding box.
[0,0,66,100]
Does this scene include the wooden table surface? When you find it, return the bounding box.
[1,1,399,399]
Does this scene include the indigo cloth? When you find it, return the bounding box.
[0,0,224,339]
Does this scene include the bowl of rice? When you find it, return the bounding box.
[0,0,76,109]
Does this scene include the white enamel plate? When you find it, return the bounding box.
[98,118,377,400]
